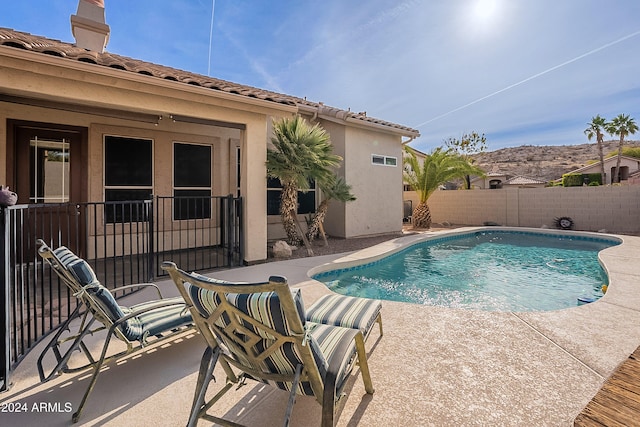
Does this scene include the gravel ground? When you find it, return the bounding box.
[267,232,409,261]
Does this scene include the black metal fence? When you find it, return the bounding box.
[0,195,242,391]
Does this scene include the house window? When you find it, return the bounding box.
[173,142,212,220]
[267,177,316,216]
[372,154,397,166]
[29,137,70,203]
[104,136,153,222]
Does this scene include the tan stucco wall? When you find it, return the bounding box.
[341,126,403,237]
[575,157,640,184]
[426,186,640,234]
[317,120,347,238]
[265,118,406,241]
[0,49,298,262]
[3,48,416,259]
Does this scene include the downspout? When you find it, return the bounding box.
[402,136,416,145]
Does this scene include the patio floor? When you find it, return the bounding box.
[2,227,640,426]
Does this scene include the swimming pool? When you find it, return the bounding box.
[312,229,621,312]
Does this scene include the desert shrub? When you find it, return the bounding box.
[584,173,602,185]
[562,173,583,187]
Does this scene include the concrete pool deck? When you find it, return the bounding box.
[2,227,640,426]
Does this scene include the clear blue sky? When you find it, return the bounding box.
[2,0,639,152]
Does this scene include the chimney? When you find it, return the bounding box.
[71,0,110,53]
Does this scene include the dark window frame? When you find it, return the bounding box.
[173,142,213,220]
[266,178,316,216]
[104,135,153,223]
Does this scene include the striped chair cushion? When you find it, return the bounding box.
[258,323,359,397]
[305,322,359,396]
[123,298,192,340]
[53,247,126,319]
[53,246,99,289]
[188,284,306,336]
[186,281,332,396]
[306,294,381,337]
[53,246,191,342]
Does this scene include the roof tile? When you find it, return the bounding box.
[0,27,418,135]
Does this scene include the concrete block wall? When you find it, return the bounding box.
[426,186,640,234]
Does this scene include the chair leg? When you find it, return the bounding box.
[188,346,221,427]
[282,364,302,427]
[354,333,374,394]
[72,328,118,423]
[37,313,97,382]
[37,304,83,381]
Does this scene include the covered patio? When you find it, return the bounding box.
[2,229,640,426]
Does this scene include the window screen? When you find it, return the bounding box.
[104,136,153,223]
[173,143,212,220]
[266,178,315,215]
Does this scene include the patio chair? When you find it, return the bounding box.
[36,239,194,423]
[162,261,378,427]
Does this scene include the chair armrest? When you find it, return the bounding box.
[110,283,163,299]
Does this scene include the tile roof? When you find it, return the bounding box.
[0,27,419,136]
[505,175,547,185]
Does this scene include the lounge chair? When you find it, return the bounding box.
[36,240,194,423]
[162,261,381,427]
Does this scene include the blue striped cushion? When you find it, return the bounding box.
[53,246,99,288]
[53,246,191,342]
[259,323,358,397]
[124,298,192,340]
[187,283,306,337]
[306,322,358,395]
[53,248,125,318]
[186,282,330,395]
[306,294,381,337]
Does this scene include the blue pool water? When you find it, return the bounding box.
[313,230,621,312]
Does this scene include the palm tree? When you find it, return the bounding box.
[606,114,638,183]
[266,116,342,248]
[404,146,485,229]
[306,175,356,244]
[584,115,607,184]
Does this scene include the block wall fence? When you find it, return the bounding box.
[416,186,640,234]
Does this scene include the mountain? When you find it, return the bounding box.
[471,140,640,182]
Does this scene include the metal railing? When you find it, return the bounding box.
[0,195,242,391]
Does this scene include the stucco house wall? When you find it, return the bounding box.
[0,47,286,262]
[341,126,403,237]
[1,27,418,263]
[571,155,640,184]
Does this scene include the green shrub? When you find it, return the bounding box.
[584,173,602,185]
[562,172,602,186]
[562,173,583,187]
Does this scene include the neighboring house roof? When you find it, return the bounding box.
[470,172,509,184]
[569,155,640,174]
[0,27,419,137]
[504,176,547,185]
